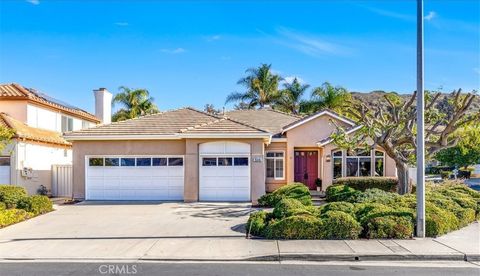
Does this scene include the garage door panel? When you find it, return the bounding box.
[152,168,169,176]
[88,168,104,177]
[233,168,249,177]
[168,167,183,177]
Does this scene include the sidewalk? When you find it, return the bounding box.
[0,222,478,262]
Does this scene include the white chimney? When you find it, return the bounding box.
[93,88,112,124]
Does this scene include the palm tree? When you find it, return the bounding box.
[226,64,282,108]
[111,86,159,122]
[275,78,310,114]
[300,82,350,114]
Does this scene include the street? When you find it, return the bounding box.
[0,261,478,276]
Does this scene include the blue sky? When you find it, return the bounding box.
[0,0,479,114]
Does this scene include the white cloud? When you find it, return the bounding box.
[364,6,414,21]
[115,22,129,27]
[26,0,40,5]
[160,48,186,54]
[474,68,480,75]
[424,11,437,21]
[207,35,221,42]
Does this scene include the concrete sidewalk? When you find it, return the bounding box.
[0,222,478,262]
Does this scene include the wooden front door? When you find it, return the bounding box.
[294,151,318,190]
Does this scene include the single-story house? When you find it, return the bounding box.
[64,107,396,203]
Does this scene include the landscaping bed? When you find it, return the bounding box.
[0,185,53,228]
[248,180,480,239]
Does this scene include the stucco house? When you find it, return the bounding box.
[64,106,397,203]
[0,83,107,194]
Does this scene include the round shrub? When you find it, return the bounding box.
[354,203,390,222]
[258,183,312,207]
[273,198,306,218]
[0,209,29,228]
[265,215,323,239]
[246,210,268,237]
[325,185,361,202]
[319,202,355,217]
[0,185,27,209]
[365,215,414,239]
[16,195,52,216]
[425,202,459,237]
[320,211,362,239]
[0,202,6,211]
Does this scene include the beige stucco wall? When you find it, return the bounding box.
[0,101,27,123]
[72,138,266,203]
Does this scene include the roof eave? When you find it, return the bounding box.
[282,110,356,134]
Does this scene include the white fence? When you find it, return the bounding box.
[52,164,73,197]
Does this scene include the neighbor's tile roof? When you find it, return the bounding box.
[0,113,71,146]
[225,109,302,136]
[65,107,268,138]
[0,83,99,123]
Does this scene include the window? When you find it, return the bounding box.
[136,158,152,166]
[202,158,217,166]
[266,151,284,180]
[121,158,135,166]
[374,151,385,176]
[0,157,10,166]
[152,158,167,166]
[332,150,342,179]
[218,157,232,166]
[89,158,103,166]
[333,149,386,178]
[234,157,249,166]
[105,158,119,166]
[168,157,183,166]
[61,116,73,132]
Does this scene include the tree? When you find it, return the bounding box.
[300,82,350,114]
[112,86,159,122]
[275,78,310,114]
[331,89,479,195]
[204,104,222,115]
[0,126,14,154]
[435,125,480,169]
[225,64,282,108]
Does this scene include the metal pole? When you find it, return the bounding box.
[416,0,426,238]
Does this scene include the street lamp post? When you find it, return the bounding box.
[416,0,426,238]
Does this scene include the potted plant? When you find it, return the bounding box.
[315,178,322,192]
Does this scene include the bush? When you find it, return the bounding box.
[320,211,362,239]
[246,211,268,237]
[333,177,398,192]
[273,198,316,218]
[325,185,361,202]
[348,188,401,205]
[319,202,355,217]
[17,195,53,216]
[0,209,29,228]
[265,215,323,239]
[0,185,27,209]
[0,202,5,211]
[365,216,414,239]
[258,183,312,207]
[425,203,459,237]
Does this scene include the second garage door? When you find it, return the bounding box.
[86,156,184,200]
[199,141,251,201]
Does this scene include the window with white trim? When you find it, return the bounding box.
[332,149,385,179]
[266,151,284,180]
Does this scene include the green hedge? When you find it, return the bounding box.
[246,210,268,237]
[319,202,355,217]
[258,183,312,207]
[265,215,324,239]
[0,209,29,228]
[325,185,361,202]
[320,211,362,239]
[0,185,28,209]
[333,177,398,192]
[365,216,414,239]
[17,195,53,216]
[272,198,315,218]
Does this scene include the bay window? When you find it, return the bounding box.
[266,151,284,180]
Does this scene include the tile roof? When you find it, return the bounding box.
[65,107,269,139]
[0,83,100,123]
[225,109,302,136]
[0,113,71,146]
[282,109,356,131]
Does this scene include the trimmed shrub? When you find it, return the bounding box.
[0,185,27,209]
[0,202,6,211]
[265,215,323,239]
[0,209,29,228]
[258,183,312,207]
[17,195,53,216]
[325,185,361,202]
[365,216,414,239]
[333,177,398,192]
[246,211,268,237]
[320,211,362,239]
[348,188,401,205]
[425,203,459,237]
[319,202,355,217]
[273,198,307,218]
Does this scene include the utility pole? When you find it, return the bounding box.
[416,0,426,238]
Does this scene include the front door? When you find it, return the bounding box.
[294,151,318,190]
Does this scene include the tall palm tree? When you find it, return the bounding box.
[226,64,282,108]
[112,86,159,122]
[275,78,310,114]
[300,82,350,114]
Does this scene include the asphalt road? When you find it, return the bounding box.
[0,262,478,276]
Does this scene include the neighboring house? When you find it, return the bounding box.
[0,83,107,195]
[65,106,397,203]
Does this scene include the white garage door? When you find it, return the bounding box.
[199,141,250,201]
[0,157,10,184]
[86,156,184,200]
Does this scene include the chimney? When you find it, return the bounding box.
[93,88,112,124]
